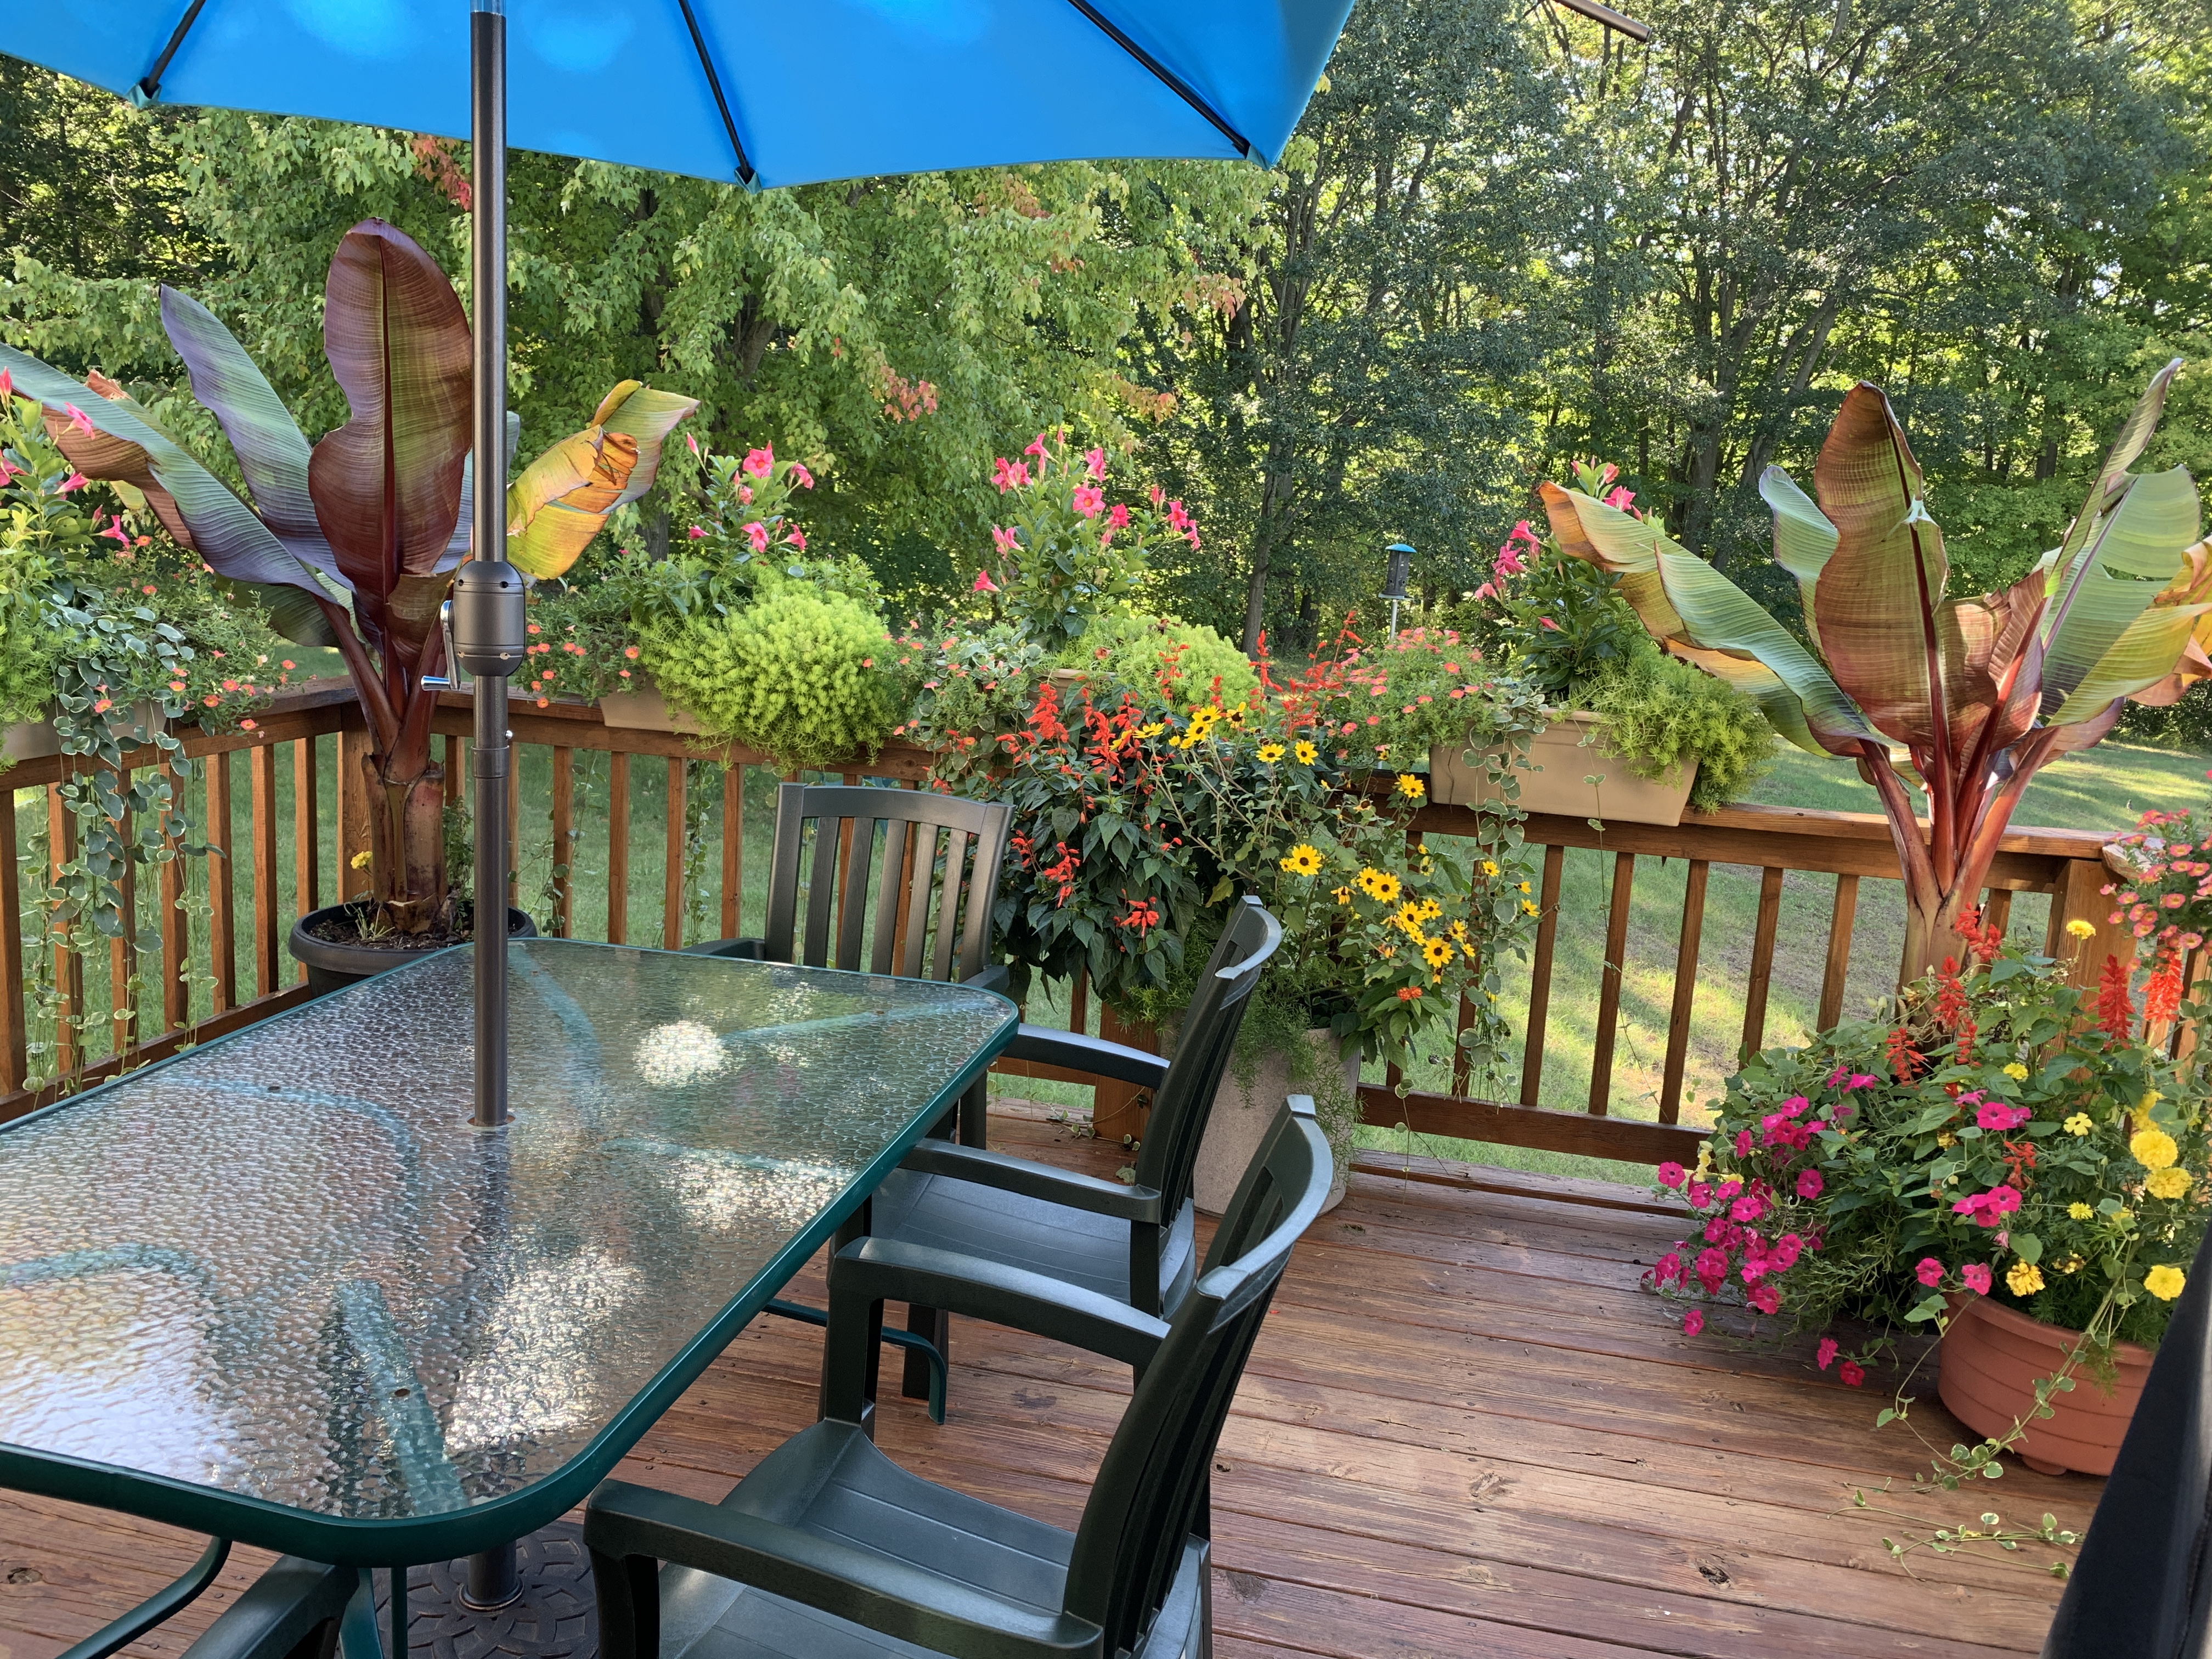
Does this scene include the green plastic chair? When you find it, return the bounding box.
[583,1094,1333,1659]
[841,896,1280,1414]
[46,1545,358,1659]
[684,782,1015,1406]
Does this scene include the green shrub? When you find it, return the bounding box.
[1584,645,1774,812]
[644,590,901,770]
[1069,613,1259,709]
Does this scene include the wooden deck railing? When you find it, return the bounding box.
[0,685,2134,1171]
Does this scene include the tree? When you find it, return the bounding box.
[1131,0,1564,653]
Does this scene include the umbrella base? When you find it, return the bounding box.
[379,1522,596,1659]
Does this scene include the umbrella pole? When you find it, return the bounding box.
[452,0,526,1612]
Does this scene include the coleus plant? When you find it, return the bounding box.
[1542,364,2211,980]
[0,219,696,933]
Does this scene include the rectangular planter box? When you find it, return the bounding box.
[1430,710,1697,826]
[597,679,711,737]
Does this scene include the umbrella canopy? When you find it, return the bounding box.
[8,1,1350,188]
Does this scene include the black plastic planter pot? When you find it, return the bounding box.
[287,903,540,997]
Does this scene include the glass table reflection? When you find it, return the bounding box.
[0,940,1015,1567]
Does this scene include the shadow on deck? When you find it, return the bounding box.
[0,1113,2094,1659]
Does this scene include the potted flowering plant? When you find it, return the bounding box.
[2098,797,2212,1021]
[1650,921,2208,1477]
[1438,461,1776,822]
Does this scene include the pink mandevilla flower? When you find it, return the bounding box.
[1108,502,1130,528]
[686,525,707,539]
[57,472,87,494]
[786,528,806,551]
[1072,486,1105,518]
[972,570,1000,594]
[1084,447,1107,481]
[788,463,814,489]
[743,521,771,552]
[991,526,1019,554]
[742,447,774,478]
[64,402,95,437]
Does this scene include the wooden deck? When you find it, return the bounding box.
[0,1113,2097,1659]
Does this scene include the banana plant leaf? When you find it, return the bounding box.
[1,343,328,596]
[1757,465,1838,656]
[2038,466,2202,713]
[307,220,473,664]
[2053,358,2182,574]
[505,381,699,579]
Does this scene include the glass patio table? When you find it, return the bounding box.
[0,939,1016,1571]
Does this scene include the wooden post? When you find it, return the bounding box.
[1741,866,1786,1059]
[1586,850,1636,1115]
[1517,843,1566,1108]
[293,736,319,981]
[2049,856,2129,992]
[1093,1002,1159,1145]
[1658,859,1708,1125]
[47,786,81,1075]
[1816,873,1858,1032]
[337,726,373,901]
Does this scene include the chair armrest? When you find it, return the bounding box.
[180,1558,358,1659]
[961,962,1012,997]
[683,938,768,961]
[61,1537,234,1659]
[899,1140,1163,1224]
[1002,1025,1169,1090]
[585,1477,1103,1659]
[826,1237,1172,1383]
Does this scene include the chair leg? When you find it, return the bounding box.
[958,1076,988,1146]
[901,1303,948,1402]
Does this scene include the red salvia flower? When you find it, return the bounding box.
[1885,1025,1920,1081]
[2097,953,2138,1043]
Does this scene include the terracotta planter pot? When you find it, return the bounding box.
[1192,1028,1354,1217]
[1937,1293,2153,1476]
[1429,710,1697,826]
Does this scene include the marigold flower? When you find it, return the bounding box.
[2005,1261,2045,1297]
[2066,918,2097,940]
[2002,1062,2029,1081]
[2068,1201,2095,1221]
[2132,1127,2180,1171]
[2146,1264,2188,1301]
[2146,1167,2193,1200]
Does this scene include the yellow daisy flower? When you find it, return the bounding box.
[1279,843,1323,877]
[1293,740,1318,764]
[1517,881,1532,894]
[1448,919,1469,942]
[1392,902,1427,938]
[2006,1262,2045,1297]
[1423,938,1454,969]
[2147,1264,2188,1301]
[1480,859,1499,877]
[1331,885,1352,905]
[1358,868,1402,904]
[1416,898,1442,922]
[1521,899,1539,916]
[1257,743,1285,764]
[1396,773,1425,799]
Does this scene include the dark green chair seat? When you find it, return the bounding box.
[585,1094,1334,1659]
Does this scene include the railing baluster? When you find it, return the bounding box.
[1983,886,2012,939]
[0,791,22,1092]
[207,751,235,1014]
[664,758,685,950]
[721,763,742,939]
[1816,873,1858,1031]
[1586,850,1636,1116]
[550,746,574,939]
[293,737,320,972]
[1741,865,1785,1059]
[507,738,522,909]
[110,803,136,1056]
[1658,858,1707,1125]
[607,751,630,945]
[1517,843,1567,1107]
[47,785,81,1076]
[338,726,371,902]
[159,806,187,1035]
[251,742,279,997]
[1069,966,1089,1039]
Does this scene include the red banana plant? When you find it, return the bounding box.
[1543,364,2211,981]
[0,219,695,932]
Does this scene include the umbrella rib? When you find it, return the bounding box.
[1063,0,1250,157]
[674,0,756,187]
[134,0,210,102]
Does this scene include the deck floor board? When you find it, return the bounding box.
[0,1113,2093,1658]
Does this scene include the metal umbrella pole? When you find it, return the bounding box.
[447,0,528,1618]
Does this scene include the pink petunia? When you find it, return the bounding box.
[1683,1308,1705,1336]
[743,447,774,478]
[1838,1360,1865,1387]
[1748,1283,1781,1315]
[1770,1233,1803,1271]
[1846,1074,1876,1090]
[1656,1161,1686,1188]
[1729,1192,1767,1223]
[1976,1101,2032,1132]
[1916,1257,1945,1288]
[1652,1251,1683,1286]
[1735,1129,1754,1158]
[1961,1263,1993,1295]
[1815,1336,1839,1370]
[1796,1167,1824,1200]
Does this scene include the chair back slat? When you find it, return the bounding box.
[1129,898,1281,1209]
[930,827,973,982]
[1063,1097,1330,1654]
[757,784,1012,987]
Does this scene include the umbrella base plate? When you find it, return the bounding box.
[379,1522,596,1659]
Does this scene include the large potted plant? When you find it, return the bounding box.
[2,219,696,986]
[1649,926,2205,1478]
[1544,364,2211,980]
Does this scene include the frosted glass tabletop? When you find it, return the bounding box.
[0,940,1014,1564]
